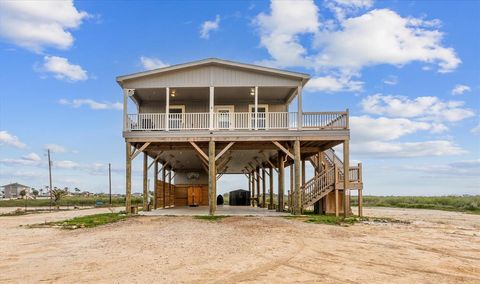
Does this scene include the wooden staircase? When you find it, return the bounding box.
[295,148,363,209]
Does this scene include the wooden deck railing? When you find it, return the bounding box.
[126,111,348,131]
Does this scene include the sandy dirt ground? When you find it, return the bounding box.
[0,207,479,283]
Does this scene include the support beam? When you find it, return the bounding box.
[208,140,216,215]
[269,167,273,210]
[261,152,278,173]
[256,167,260,207]
[251,171,255,206]
[294,139,301,215]
[131,142,151,160]
[190,141,209,162]
[168,167,172,207]
[248,173,251,205]
[148,153,162,170]
[262,167,266,208]
[162,164,166,208]
[290,164,294,212]
[334,165,339,217]
[143,152,148,211]
[153,160,158,209]
[343,139,350,218]
[215,142,234,161]
[125,142,132,214]
[358,162,363,217]
[272,141,294,160]
[277,151,285,212]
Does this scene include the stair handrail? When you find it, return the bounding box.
[301,167,335,205]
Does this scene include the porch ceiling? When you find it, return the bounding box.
[135,140,343,174]
[133,86,296,104]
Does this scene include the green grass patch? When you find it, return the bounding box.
[351,195,480,214]
[194,215,229,222]
[304,215,359,225]
[29,213,129,230]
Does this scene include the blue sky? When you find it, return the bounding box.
[0,0,478,196]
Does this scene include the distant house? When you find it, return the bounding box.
[1,183,31,199]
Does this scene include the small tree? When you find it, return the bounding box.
[74,187,80,194]
[32,189,39,199]
[51,188,67,208]
[19,189,27,211]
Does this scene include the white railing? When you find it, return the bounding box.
[126,111,347,131]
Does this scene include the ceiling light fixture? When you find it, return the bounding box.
[250,87,255,96]
[171,89,176,97]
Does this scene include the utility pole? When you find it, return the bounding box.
[48,149,53,212]
[109,163,112,206]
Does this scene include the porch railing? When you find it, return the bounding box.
[126,111,348,131]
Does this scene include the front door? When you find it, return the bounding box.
[249,105,268,129]
[169,105,184,130]
[214,105,234,129]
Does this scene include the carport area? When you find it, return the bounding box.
[140,205,290,216]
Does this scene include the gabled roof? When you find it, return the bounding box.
[116,58,310,85]
[1,182,30,188]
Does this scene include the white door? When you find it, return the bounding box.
[249,104,268,129]
[214,105,234,129]
[169,105,185,130]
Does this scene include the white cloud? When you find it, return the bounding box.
[44,144,66,153]
[471,123,480,135]
[402,160,480,177]
[350,115,435,142]
[0,158,39,166]
[54,160,79,169]
[254,0,318,67]
[0,131,26,148]
[451,84,471,95]
[305,75,363,92]
[200,15,220,39]
[352,140,466,157]
[314,9,460,73]
[361,94,475,122]
[326,0,373,21]
[349,115,466,158]
[383,75,398,85]
[140,56,169,70]
[22,153,41,162]
[59,99,122,110]
[41,56,88,81]
[0,1,88,52]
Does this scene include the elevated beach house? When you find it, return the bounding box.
[117,58,363,216]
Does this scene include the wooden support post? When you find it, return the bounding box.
[294,139,301,215]
[262,167,266,208]
[277,151,285,212]
[251,171,255,206]
[208,140,216,215]
[168,167,172,207]
[153,160,158,209]
[162,164,166,208]
[256,167,260,207]
[269,166,273,210]
[301,159,306,186]
[334,164,339,217]
[125,142,132,214]
[358,162,363,217]
[290,164,294,213]
[143,152,148,211]
[343,139,350,218]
